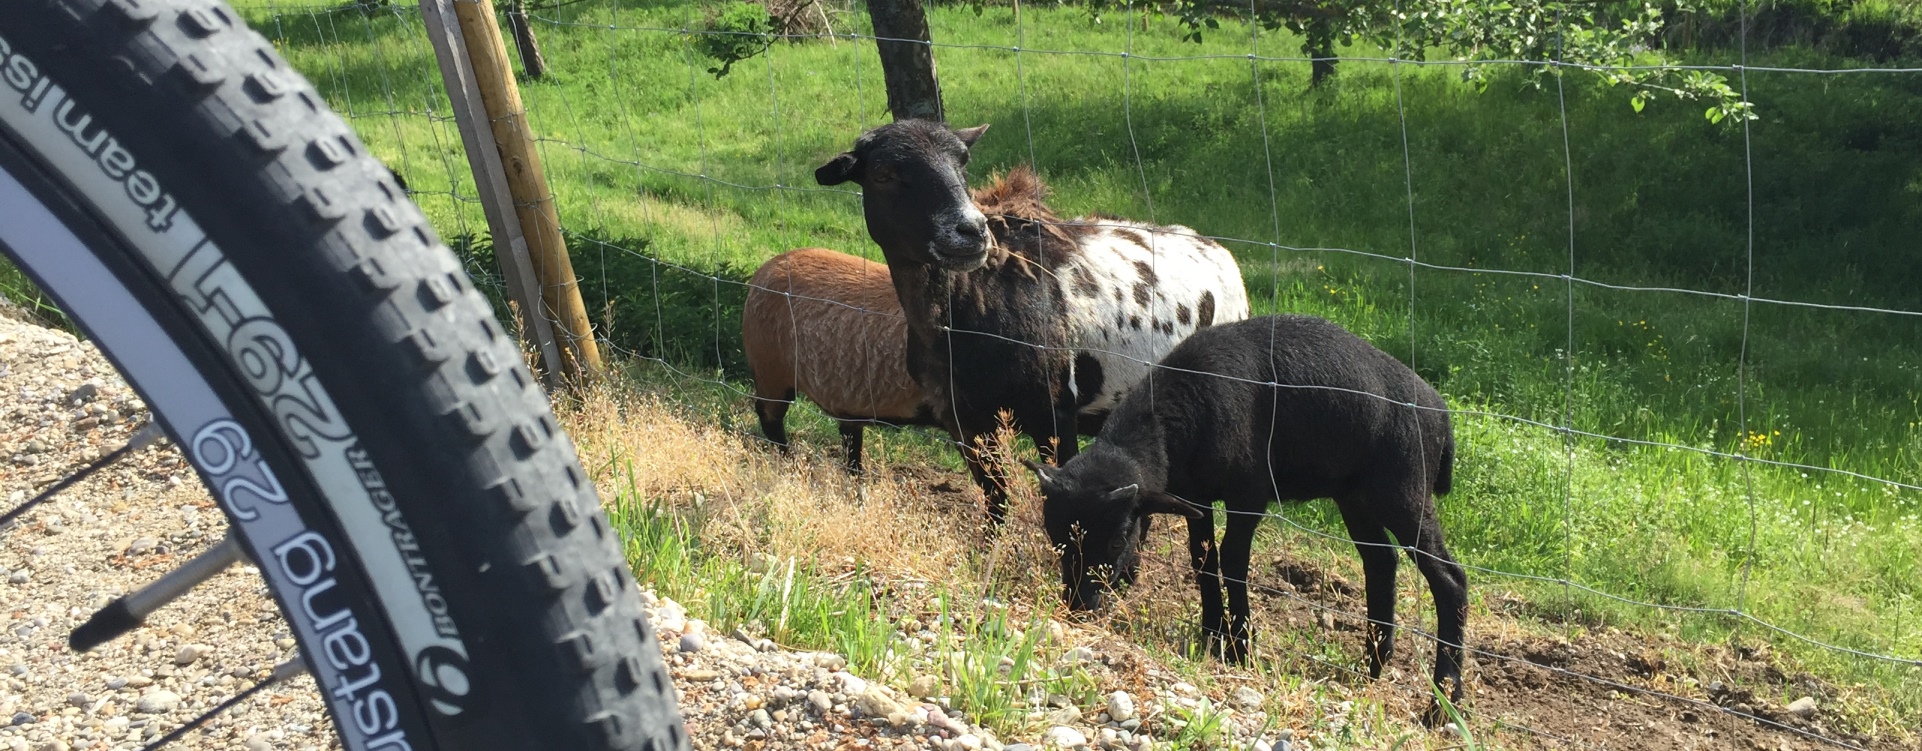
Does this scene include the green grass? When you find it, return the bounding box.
[202,0,1922,727]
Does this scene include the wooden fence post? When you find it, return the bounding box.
[419,0,566,387]
[419,0,602,381]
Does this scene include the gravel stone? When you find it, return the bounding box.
[1046,726,1088,749]
[172,644,208,666]
[1106,691,1136,722]
[908,674,941,700]
[680,632,707,653]
[133,691,179,715]
[1786,696,1818,719]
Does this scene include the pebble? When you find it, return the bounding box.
[1106,691,1136,722]
[652,601,688,633]
[1005,745,1035,751]
[64,692,87,708]
[173,644,208,666]
[243,736,272,751]
[1046,705,1082,726]
[1045,726,1087,749]
[954,734,983,750]
[126,675,153,688]
[9,712,31,726]
[1786,696,1818,719]
[748,708,772,729]
[808,690,833,713]
[35,741,67,751]
[1233,686,1264,708]
[908,674,941,700]
[679,632,706,654]
[837,673,868,696]
[104,678,126,690]
[854,688,908,719]
[1061,647,1096,666]
[7,571,26,585]
[133,691,179,714]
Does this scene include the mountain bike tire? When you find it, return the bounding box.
[0,1,687,749]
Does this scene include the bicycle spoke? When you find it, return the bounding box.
[69,530,244,652]
[137,658,309,751]
[1,421,164,530]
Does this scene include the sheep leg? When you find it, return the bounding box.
[1217,506,1259,665]
[1184,508,1229,660]
[754,389,795,452]
[1382,495,1470,724]
[957,423,1012,528]
[838,421,867,476]
[1334,497,1400,681]
[1047,401,1082,465]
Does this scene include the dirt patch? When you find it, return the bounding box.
[869,457,1915,751]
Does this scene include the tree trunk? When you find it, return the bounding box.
[1306,19,1336,87]
[867,0,944,121]
[507,0,547,81]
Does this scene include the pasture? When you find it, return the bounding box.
[16,0,1922,746]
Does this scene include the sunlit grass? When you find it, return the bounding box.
[229,0,1922,731]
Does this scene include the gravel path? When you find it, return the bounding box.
[0,310,335,751]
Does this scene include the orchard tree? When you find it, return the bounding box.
[1090,0,1757,123]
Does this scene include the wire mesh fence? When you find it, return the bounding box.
[231,0,1921,746]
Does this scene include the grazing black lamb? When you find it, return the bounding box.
[1025,314,1467,723]
[814,120,1249,526]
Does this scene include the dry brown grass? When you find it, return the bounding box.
[550,371,1486,749]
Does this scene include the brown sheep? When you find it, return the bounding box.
[743,248,939,474]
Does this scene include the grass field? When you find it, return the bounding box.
[253,0,1921,721]
[9,0,1920,739]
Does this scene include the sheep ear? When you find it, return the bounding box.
[815,152,861,186]
[1139,491,1204,519]
[1103,484,1140,503]
[954,123,990,148]
[1023,458,1063,492]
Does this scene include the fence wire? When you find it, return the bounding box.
[232,0,1922,746]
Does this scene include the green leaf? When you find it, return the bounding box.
[1631,94,1646,113]
[1706,106,1725,124]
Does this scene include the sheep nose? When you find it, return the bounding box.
[954,213,987,242]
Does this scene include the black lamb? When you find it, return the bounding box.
[1025,313,1467,723]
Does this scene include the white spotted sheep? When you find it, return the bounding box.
[742,248,939,474]
[814,120,1250,525]
[1025,314,1467,724]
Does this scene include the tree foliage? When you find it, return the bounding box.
[1087,0,1759,123]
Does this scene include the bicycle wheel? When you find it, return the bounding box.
[0,1,687,750]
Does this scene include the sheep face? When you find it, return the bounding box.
[1026,458,1202,611]
[815,120,992,271]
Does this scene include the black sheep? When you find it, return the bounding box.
[1025,313,1467,723]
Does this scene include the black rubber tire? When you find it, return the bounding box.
[0,2,686,750]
